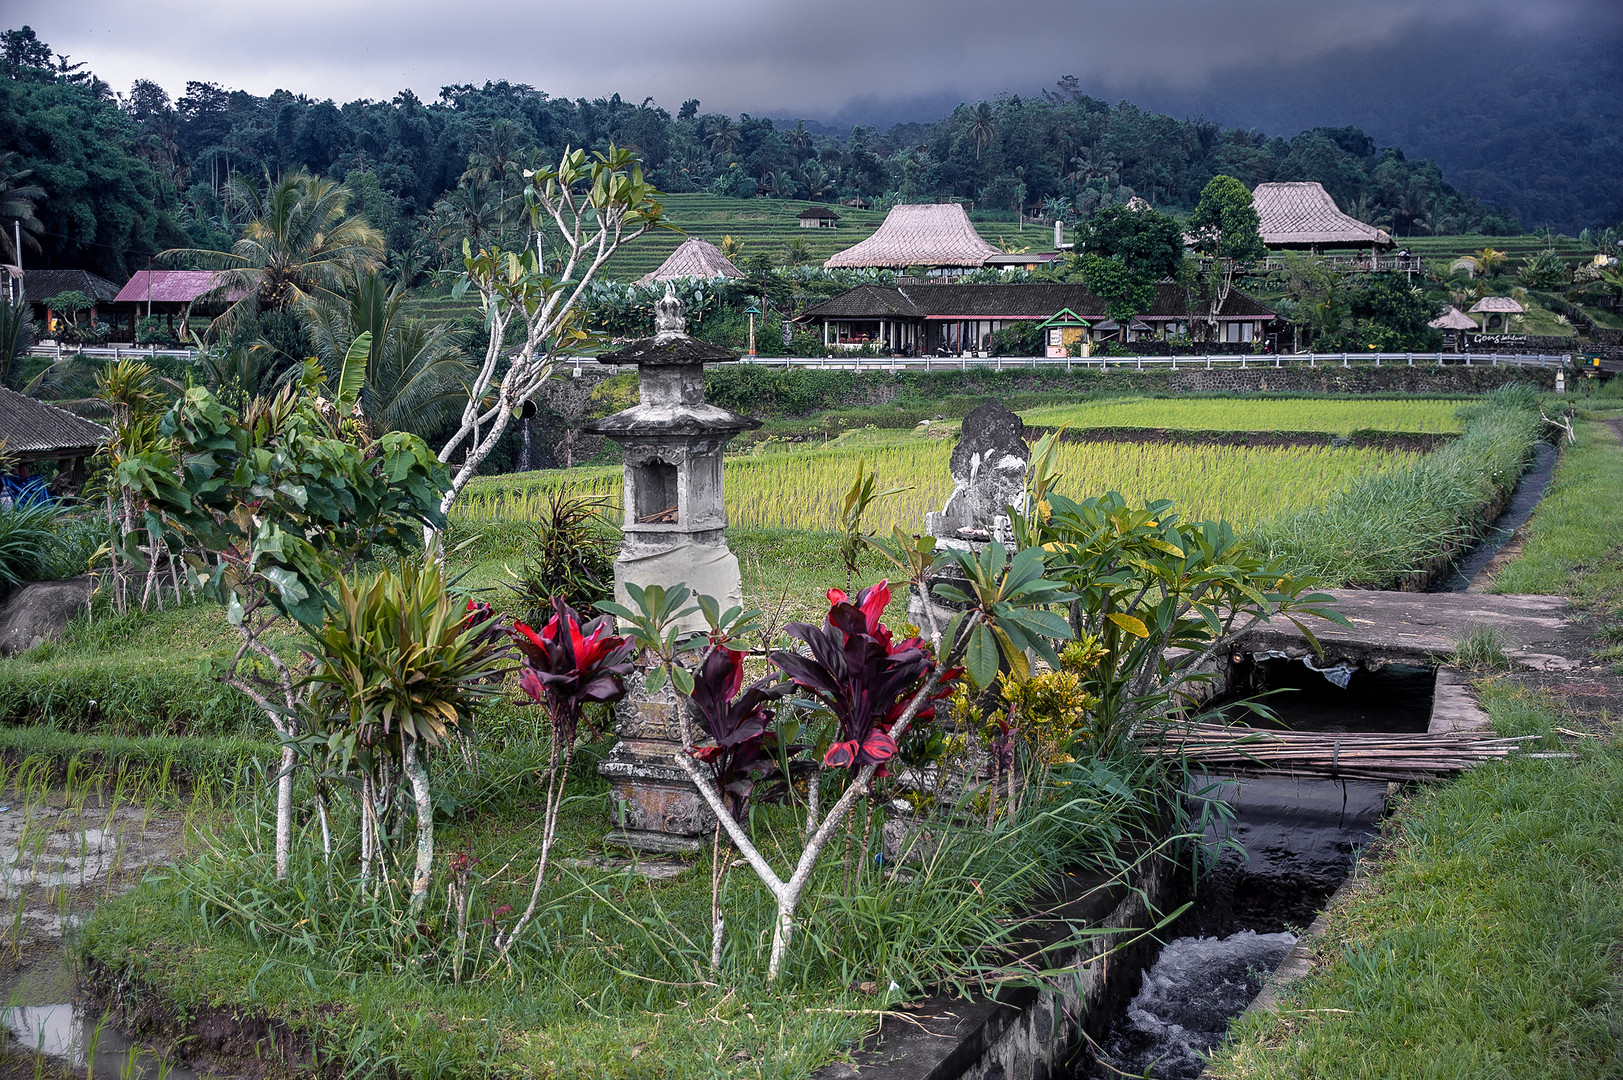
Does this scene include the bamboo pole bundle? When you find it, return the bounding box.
[1141,722,1532,782]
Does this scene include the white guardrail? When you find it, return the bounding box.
[32,344,1573,376]
[575,351,1574,375]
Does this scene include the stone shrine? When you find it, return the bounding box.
[584,287,760,852]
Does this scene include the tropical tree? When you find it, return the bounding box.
[160,170,384,337]
[1187,174,1265,336]
[300,269,475,439]
[0,151,45,263]
[441,145,669,517]
[968,102,997,161]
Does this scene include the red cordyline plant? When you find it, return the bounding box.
[494,595,636,960]
[774,581,959,774]
[623,579,971,981]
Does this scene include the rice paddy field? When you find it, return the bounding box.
[1017,396,1470,435]
[457,431,1421,533]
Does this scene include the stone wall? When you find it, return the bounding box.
[815,841,1185,1080]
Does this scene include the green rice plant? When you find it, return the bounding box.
[1020,396,1471,435]
[1252,388,1541,587]
[454,439,1416,535]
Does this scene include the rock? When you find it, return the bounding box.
[930,400,1028,537]
[0,577,92,656]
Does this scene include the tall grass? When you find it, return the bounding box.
[1250,385,1543,587]
[457,439,1417,534]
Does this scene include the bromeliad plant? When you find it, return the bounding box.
[495,596,636,959]
[297,553,509,912]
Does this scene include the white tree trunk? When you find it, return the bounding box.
[403,741,434,914]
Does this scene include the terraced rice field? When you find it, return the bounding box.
[1019,397,1470,435]
[456,435,1420,533]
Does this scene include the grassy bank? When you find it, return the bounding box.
[1209,683,1623,1080]
[77,736,1173,1078]
[1490,410,1623,664]
[1249,385,1544,588]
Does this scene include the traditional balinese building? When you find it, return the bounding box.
[1251,182,1394,255]
[824,203,1004,272]
[112,270,241,336]
[24,270,124,338]
[634,237,745,286]
[0,386,109,487]
[798,282,1276,355]
[1429,305,1480,351]
[1469,296,1524,332]
[797,206,840,229]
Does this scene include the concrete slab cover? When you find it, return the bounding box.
[1242,589,1576,669]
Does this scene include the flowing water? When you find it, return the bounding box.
[1436,440,1559,592]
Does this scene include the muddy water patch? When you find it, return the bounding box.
[0,788,189,1077]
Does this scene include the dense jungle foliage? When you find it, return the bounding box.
[2,23,1539,282]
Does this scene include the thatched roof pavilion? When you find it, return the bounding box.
[1252,182,1393,251]
[824,203,1003,269]
[1468,296,1524,315]
[1469,295,1524,332]
[635,237,745,286]
[1429,306,1480,331]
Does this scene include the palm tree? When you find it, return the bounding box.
[0,151,46,264]
[968,102,997,161]
[300,270,474,439]
[462,119,524,235]
[161,170,384,337]
[707,117,739,158]
[787,121,811,162]
[783,238,812,267]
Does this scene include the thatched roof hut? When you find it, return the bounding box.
[1252,182,1393,250]
[1468,296,1524,315]
[1429,306,1480,331]
[824,204,1004,269]
[0,387,109,472]
[635,238,745,286]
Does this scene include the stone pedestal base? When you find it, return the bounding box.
[596,655,713,854]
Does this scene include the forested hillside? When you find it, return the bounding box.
[1,23,1598,282]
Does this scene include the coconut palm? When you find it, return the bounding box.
[707,117,739,158]
[0,152,46,264]
[300,269,474,439]
[968,102,997,161]
[160,170,384,338]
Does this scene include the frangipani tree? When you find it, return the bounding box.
[440,145,671,516]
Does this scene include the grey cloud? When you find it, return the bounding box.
[15,0,1599,119]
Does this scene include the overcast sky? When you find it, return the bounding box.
[14,0,1608,124]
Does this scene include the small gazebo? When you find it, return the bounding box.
[0,387,110,488]
[797,206,840,229]
[634,238,745,287]
[1429,305,1480,351]
[1469,296,1524,332]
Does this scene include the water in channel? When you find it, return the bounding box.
[1075,659,1415,1079]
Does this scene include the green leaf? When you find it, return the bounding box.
[335,331,370,414]
[964,624,1000,689]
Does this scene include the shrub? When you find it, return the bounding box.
[0,502,65,590]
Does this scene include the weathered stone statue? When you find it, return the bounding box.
[912,399,1030,633]
[584,288,760,852]
[925,399,1029,544]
